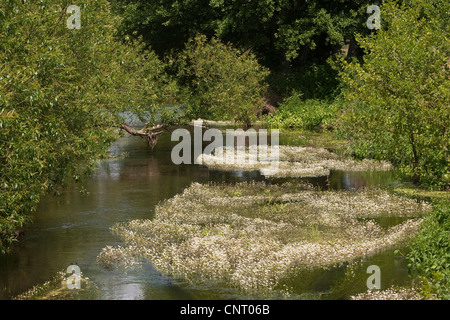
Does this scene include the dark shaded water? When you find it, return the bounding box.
[0,133,413,300]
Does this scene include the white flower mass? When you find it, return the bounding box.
[97,176,431,294]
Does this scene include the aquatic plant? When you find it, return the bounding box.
[97,182,431,294]
[13,270,101,300]
[199,146,392,178]
[351,286,437,300]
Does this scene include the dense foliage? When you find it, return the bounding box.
[407,199,450,299]
[267,94,339,131]
[266,62,340,100]
[111,0,377,69]
[173,34,269,124]
[0,0,175,252]
[337,0,449,188]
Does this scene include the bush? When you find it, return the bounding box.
[174,34,269,125]
[407,200,450,300]
[266,94,339,131]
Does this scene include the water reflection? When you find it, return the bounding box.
[270,169,398,191]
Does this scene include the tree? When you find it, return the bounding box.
[337,0,449,188]
[112,0,376,70]
[0,0,176,252]
[173,34,269,125]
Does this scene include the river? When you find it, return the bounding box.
[0,132,413,300]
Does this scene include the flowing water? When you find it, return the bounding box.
[0,132,414,300]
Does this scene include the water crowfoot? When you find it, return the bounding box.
[200,146,392,177]
[97,181,431,294]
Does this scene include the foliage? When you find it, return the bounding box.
[112,0,376,69]
[0,0,175,252]
[336,0,450,188]
[267,63,341,100]
[273,0,374,64]
[266,94,340,131]
[173,34,269,124]
[407,199,450,299]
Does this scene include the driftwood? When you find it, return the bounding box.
[120,123,168,149]
[120,120,209,150]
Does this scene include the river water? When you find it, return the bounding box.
[0,132,413,300]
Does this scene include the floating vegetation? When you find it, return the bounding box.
[13,270,102,300]
[97,181,431,294]
[198,146,392,178]
[351,286,437,300]
[97,245,144,270]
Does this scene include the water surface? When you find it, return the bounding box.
[0,133,412,300]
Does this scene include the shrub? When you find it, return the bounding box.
[407,199,450,300]
[266,94,338,131]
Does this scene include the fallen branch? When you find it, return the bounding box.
[120,123,168,149]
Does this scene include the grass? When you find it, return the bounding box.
[279,131,348,153]
[393,187,449,200]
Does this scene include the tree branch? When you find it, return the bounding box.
[120,123,168,149]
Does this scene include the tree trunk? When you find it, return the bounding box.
[409,132,420,184]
